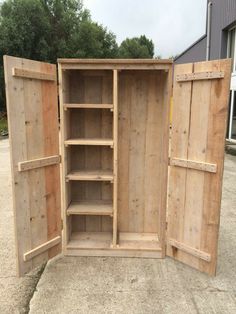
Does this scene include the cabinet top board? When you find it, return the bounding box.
[57,58,173,70]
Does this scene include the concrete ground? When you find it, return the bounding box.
[0,138,236,314]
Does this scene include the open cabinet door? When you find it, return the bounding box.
[4,56,61,276]
[167,59,231,275]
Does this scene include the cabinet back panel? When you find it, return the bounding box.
[68,70,113,104]
[69,109,113,139]
[118,71,166,234]
[72,216,113,232]
[70,146,113,171]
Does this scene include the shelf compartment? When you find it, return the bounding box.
[65,138,114,146]
[67,200,113,216]
[64,103,113,110]
[118,233,161,251]
[66,170,113,182]
[67,232,112,249]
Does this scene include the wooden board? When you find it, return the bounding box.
[4,56,61,276]
[167,59,231,275]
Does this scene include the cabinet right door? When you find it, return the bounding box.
[167,59,231,275]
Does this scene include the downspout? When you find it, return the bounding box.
[206,1,212,61]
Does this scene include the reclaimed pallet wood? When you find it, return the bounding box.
[167,59,231,275]
[4,56,61,276]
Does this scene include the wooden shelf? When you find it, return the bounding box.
[66,170,113,181]
[67,200,113,216]
[64,103,113,110]
[118,233,161,251]
[65,138,114,146]
[67,232,112,249]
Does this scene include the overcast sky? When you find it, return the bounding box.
[83,0,207,58]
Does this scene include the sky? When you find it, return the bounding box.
[83,0,207,58]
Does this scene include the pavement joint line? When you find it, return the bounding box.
[25,263,46,314]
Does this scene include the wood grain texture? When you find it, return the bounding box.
[176,71,224,82]
[12,67,56,81]
[18,155,60,172]
[169,158,217,173]
[4,56,61,276]
[117,70,170,253]
[167,59,231,275]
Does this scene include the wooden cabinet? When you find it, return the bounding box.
[59,64,171,259]
[4,56,231,276]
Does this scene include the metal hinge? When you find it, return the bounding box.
[61,219,63,230]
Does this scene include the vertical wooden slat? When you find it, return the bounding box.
[58,63,70,250]
[4,56,32,275]
[112,69,118,246]
[128,73,147,233]
[167,63,193,259]
[159,68,172,256]
[41,62,61,258]
[144,73,162,233]
[22,58,48,268]
[199,59,231,275]
[101,73,113,232]
[117,73,131,232]
[182,61,213,269]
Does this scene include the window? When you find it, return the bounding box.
[227,26,236,141]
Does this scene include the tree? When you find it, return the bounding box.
[118,35,154,58]
[0,0,118,111]
[71,20,118,58]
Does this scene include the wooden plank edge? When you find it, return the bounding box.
[65,250,162,257]
[57,58,173,64]
[60,64,171,70]
[176,71,224,82]
[169,157,217,173]
[65,248,163,258]
[67,210,113,216]
[64,103,113,110]
[23,236,61,262]
[168,238,211,262]
[64,139,114,146]
[12,67,56,81]
[18,155,61,172]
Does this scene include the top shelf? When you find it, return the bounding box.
[64,104,113,110]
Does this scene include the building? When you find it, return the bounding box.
[175,0,236,143]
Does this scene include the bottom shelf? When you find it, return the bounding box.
[67,232,112,249]
[67,232,161,251]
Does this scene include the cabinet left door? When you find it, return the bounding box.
[4,56,61,276]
